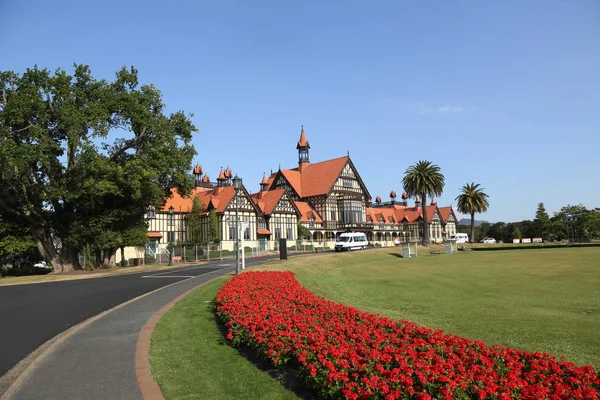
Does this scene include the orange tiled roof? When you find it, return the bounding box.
[147,231,163,238]
[300,156,348,197]
[438,206,454,222]
[257,228,271,235]
[251,189,285,215]
[162,186,235,213]
[193,164,203,175]
[280,169,303,197]
[202,174,210,183]
[294,201,323,223]
[217,169,226,180]
[224,167,232,179]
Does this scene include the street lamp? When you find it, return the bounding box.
[232,175,242,275]
[168,206,174,266]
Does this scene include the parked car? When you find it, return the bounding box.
[480,238,496,244]
[33,261,50,268]
[449,233,469,243]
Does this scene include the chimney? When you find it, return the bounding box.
[390,190,397,205]
[401,192,408,206]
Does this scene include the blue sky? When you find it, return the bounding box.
[1,0,599,222]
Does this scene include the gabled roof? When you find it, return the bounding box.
[250,188,285,215]
[294,201,323,223]
[438,206,456,223]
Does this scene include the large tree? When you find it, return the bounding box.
[0,65,197,272]
[455,182,490,243]
[402,160,445,246]
[534,202,550,240]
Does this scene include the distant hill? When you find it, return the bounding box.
[458,218,489,227]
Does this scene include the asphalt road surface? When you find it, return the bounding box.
[0,255,286,377]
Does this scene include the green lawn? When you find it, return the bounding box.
[150,246,600,399]
[149,277,301,400]
[256,246,600,368]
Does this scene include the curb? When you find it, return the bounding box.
[135,274,229,400]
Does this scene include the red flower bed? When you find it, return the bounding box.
[215,271,600,399]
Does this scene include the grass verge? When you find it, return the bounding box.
[149,277,302,400]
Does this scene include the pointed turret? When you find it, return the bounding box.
[202,174,210,183]
[260,173,269,192]
[193,164,203,176]
[390,190,397,205]
[217,168,226,186]
[297,125,310,173]
[401,192,408,206]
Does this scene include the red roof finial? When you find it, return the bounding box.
[296,125,310,149]
[193,164,203,176]
[224,167,232,179]
[202,174,210,182]
[390,190,397,198]
[261,174,268,184]
[430,198,436,205]
[217,168,226,181]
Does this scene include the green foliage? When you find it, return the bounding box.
[513,226,522,239]
[0,64,197,271]
[186,195,206,245]
[297,222,310,239]
[402,160,445,246]
[208,209,220,244]
[0,214,35,259]
[455,182,490,243]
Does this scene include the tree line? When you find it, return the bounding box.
[458,203,600,243]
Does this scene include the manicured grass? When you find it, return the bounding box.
[149,277,301,400]
[255,246,600,369]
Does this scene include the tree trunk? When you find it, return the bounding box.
[61,244,81,271]
[421,194,430,246]
[102,248,117,268]
[31,226,74,273]
[121,246,126,267]
[470,212,475,243]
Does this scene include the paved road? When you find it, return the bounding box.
[0,255,286,378]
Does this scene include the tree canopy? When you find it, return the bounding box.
[0,64,197,272]
[402,160,445,246]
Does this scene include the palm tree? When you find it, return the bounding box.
[455,182,490,243]
[402,160,445,246]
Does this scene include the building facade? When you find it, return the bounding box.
[143,127,458,253]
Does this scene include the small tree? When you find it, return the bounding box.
[208,209,220,244]
[513,226,522,240]
[297,222,310,240]
[186,196,206,245]
[534,202,550,240]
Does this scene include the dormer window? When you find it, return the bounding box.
[147,206,156,219]
[309,214,315,228]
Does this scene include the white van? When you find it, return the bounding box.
[449,233,469,243]
[335,232,368,251]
